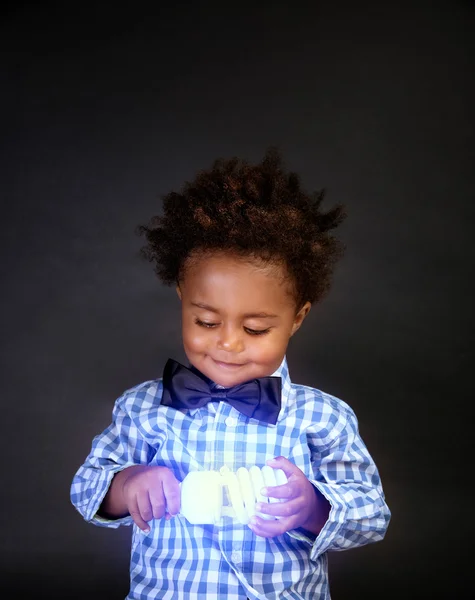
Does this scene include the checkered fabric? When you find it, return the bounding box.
[71,356,390,599]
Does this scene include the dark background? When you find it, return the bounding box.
[1,1,473,598]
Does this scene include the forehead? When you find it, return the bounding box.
[181,252,294,311]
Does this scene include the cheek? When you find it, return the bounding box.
[183,326,209,351]
[246,333,287,361]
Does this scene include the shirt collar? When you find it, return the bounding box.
[270,354,292,416]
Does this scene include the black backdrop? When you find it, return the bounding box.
[1,1,473,598]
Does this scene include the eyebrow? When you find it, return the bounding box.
[190,302,279,319]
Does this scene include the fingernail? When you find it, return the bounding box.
[143,527,150,533]
[256,503,263,511]
[261,487,268,496]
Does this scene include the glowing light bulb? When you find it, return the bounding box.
[179,465,287,525]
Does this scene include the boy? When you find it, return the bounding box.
[71,147,391,599]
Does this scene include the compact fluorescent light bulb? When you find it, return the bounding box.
[179,465,288,525]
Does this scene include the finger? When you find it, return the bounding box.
[262,481,297,501]
[148,484,167,520]
[266,456,301,479]
[256,498,300,519]
[248,514,294,539]
[136,490,154,524]
[162,472,181,516]
[128,495,152,532]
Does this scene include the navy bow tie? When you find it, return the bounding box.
[160,359,282,425]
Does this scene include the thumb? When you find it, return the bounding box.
[266,456,298,478]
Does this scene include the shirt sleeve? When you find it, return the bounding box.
[287,399,391,560]
[70,392,155,528]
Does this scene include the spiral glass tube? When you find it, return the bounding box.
[180,465,288,525]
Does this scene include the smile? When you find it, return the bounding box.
[213,359,247,370]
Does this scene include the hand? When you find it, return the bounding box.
[121,465,181,532]
[248,456,330,539]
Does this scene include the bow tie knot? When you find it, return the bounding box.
[160,359,282,425]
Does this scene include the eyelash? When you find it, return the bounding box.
[194,318,271,336]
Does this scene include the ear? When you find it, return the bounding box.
[290,301,311,336]
[176,285,182,300]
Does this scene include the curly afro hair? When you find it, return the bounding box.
[136,147,347,314]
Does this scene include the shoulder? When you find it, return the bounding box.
[290,381,359,443]
[291,381,355,416]
[112,378,164,415]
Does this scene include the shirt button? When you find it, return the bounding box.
[225,416,237,427]
[231,551,240,563]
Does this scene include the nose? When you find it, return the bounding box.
[217,324,245,353]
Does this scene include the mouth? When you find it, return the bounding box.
[212,359,247,370]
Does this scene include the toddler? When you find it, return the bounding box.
[71,147,391,599]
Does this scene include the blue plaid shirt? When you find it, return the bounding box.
[71,356,390,599]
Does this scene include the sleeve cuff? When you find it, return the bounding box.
[286,479,348,560]
[82,465,135,529]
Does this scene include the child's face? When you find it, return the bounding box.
[176,252,311,387]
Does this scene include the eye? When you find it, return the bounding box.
[194,319,271,336]
[194,319,218,328]
[245,327,271,336]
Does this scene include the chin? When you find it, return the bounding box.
[210,361,247,383]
